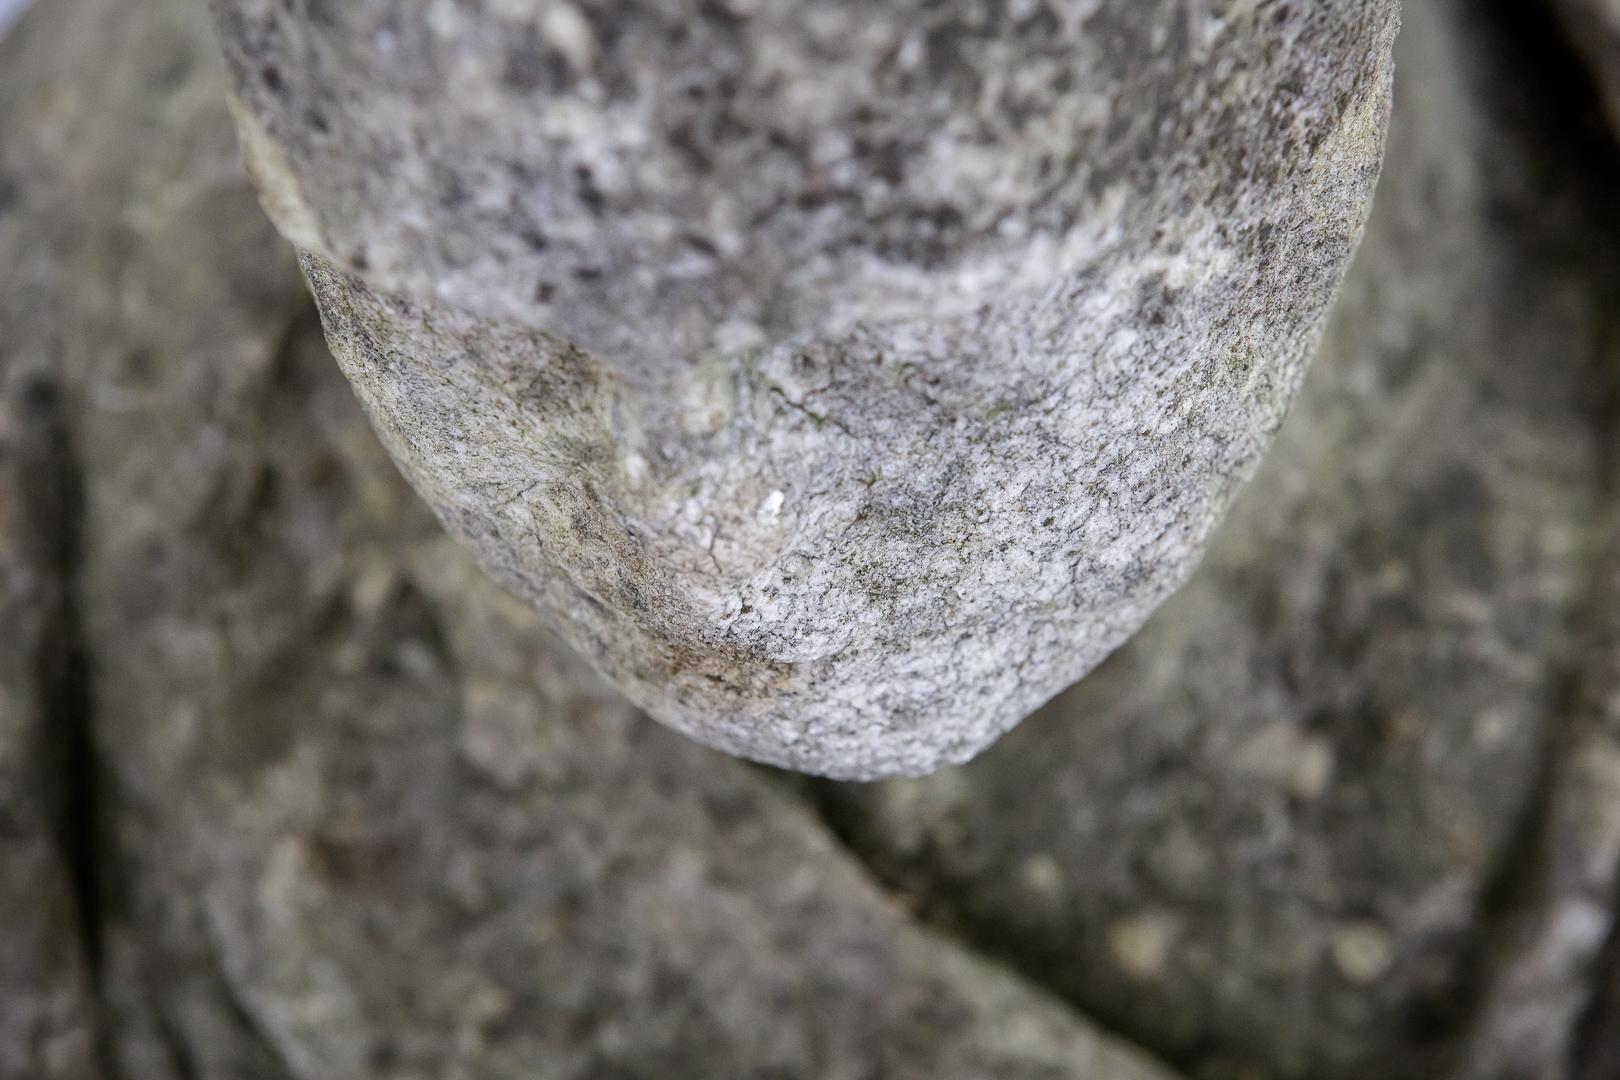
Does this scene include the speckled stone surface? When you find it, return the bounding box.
[817,0,1620,1075]
[12,0,1620,1074]
[211,0,1400,778]
[1,6,116,1078]
[0,1,1191,1076]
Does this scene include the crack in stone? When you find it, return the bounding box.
[15,371,122,1079]
[1449,4,1620,1078]
[772,768,1194,1079]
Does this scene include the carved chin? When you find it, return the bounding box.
[212,0,1400,778]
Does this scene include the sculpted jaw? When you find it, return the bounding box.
[210,0,1400,779]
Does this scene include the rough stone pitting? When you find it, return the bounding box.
[212,0,1400,778]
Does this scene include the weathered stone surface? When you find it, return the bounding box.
[0,9,107,1079]
[1451,18,1620,1024]
[818,0,1620,1075]
[1553,0,1620,133]
[210,0,1399,778]
[0,0,1186,1076]
[1453,475,1620,1080]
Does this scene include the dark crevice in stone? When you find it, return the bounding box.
[1564,205,1620,1080]
[150,1008,204,1080]
[18,372,121,1078]
[767,767,1190,1078]
[22,375,98,970]
[1557,355,1620,1080]
[205,954,308,1080]
[1452,661,1583,1068]
[1572,857,1620,1080]
[1571,313,1620,1071]
[1439,2,1620,1077]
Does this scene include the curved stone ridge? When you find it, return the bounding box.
[212,0,1399,778]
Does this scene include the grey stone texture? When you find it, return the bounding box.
[8,0,1620,1077]
[1,5,114,1078]
[817,0,1620,1076]
[210,0,1400,778]
[0,0,1188,1076]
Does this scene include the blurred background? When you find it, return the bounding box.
[0,0,26,32]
